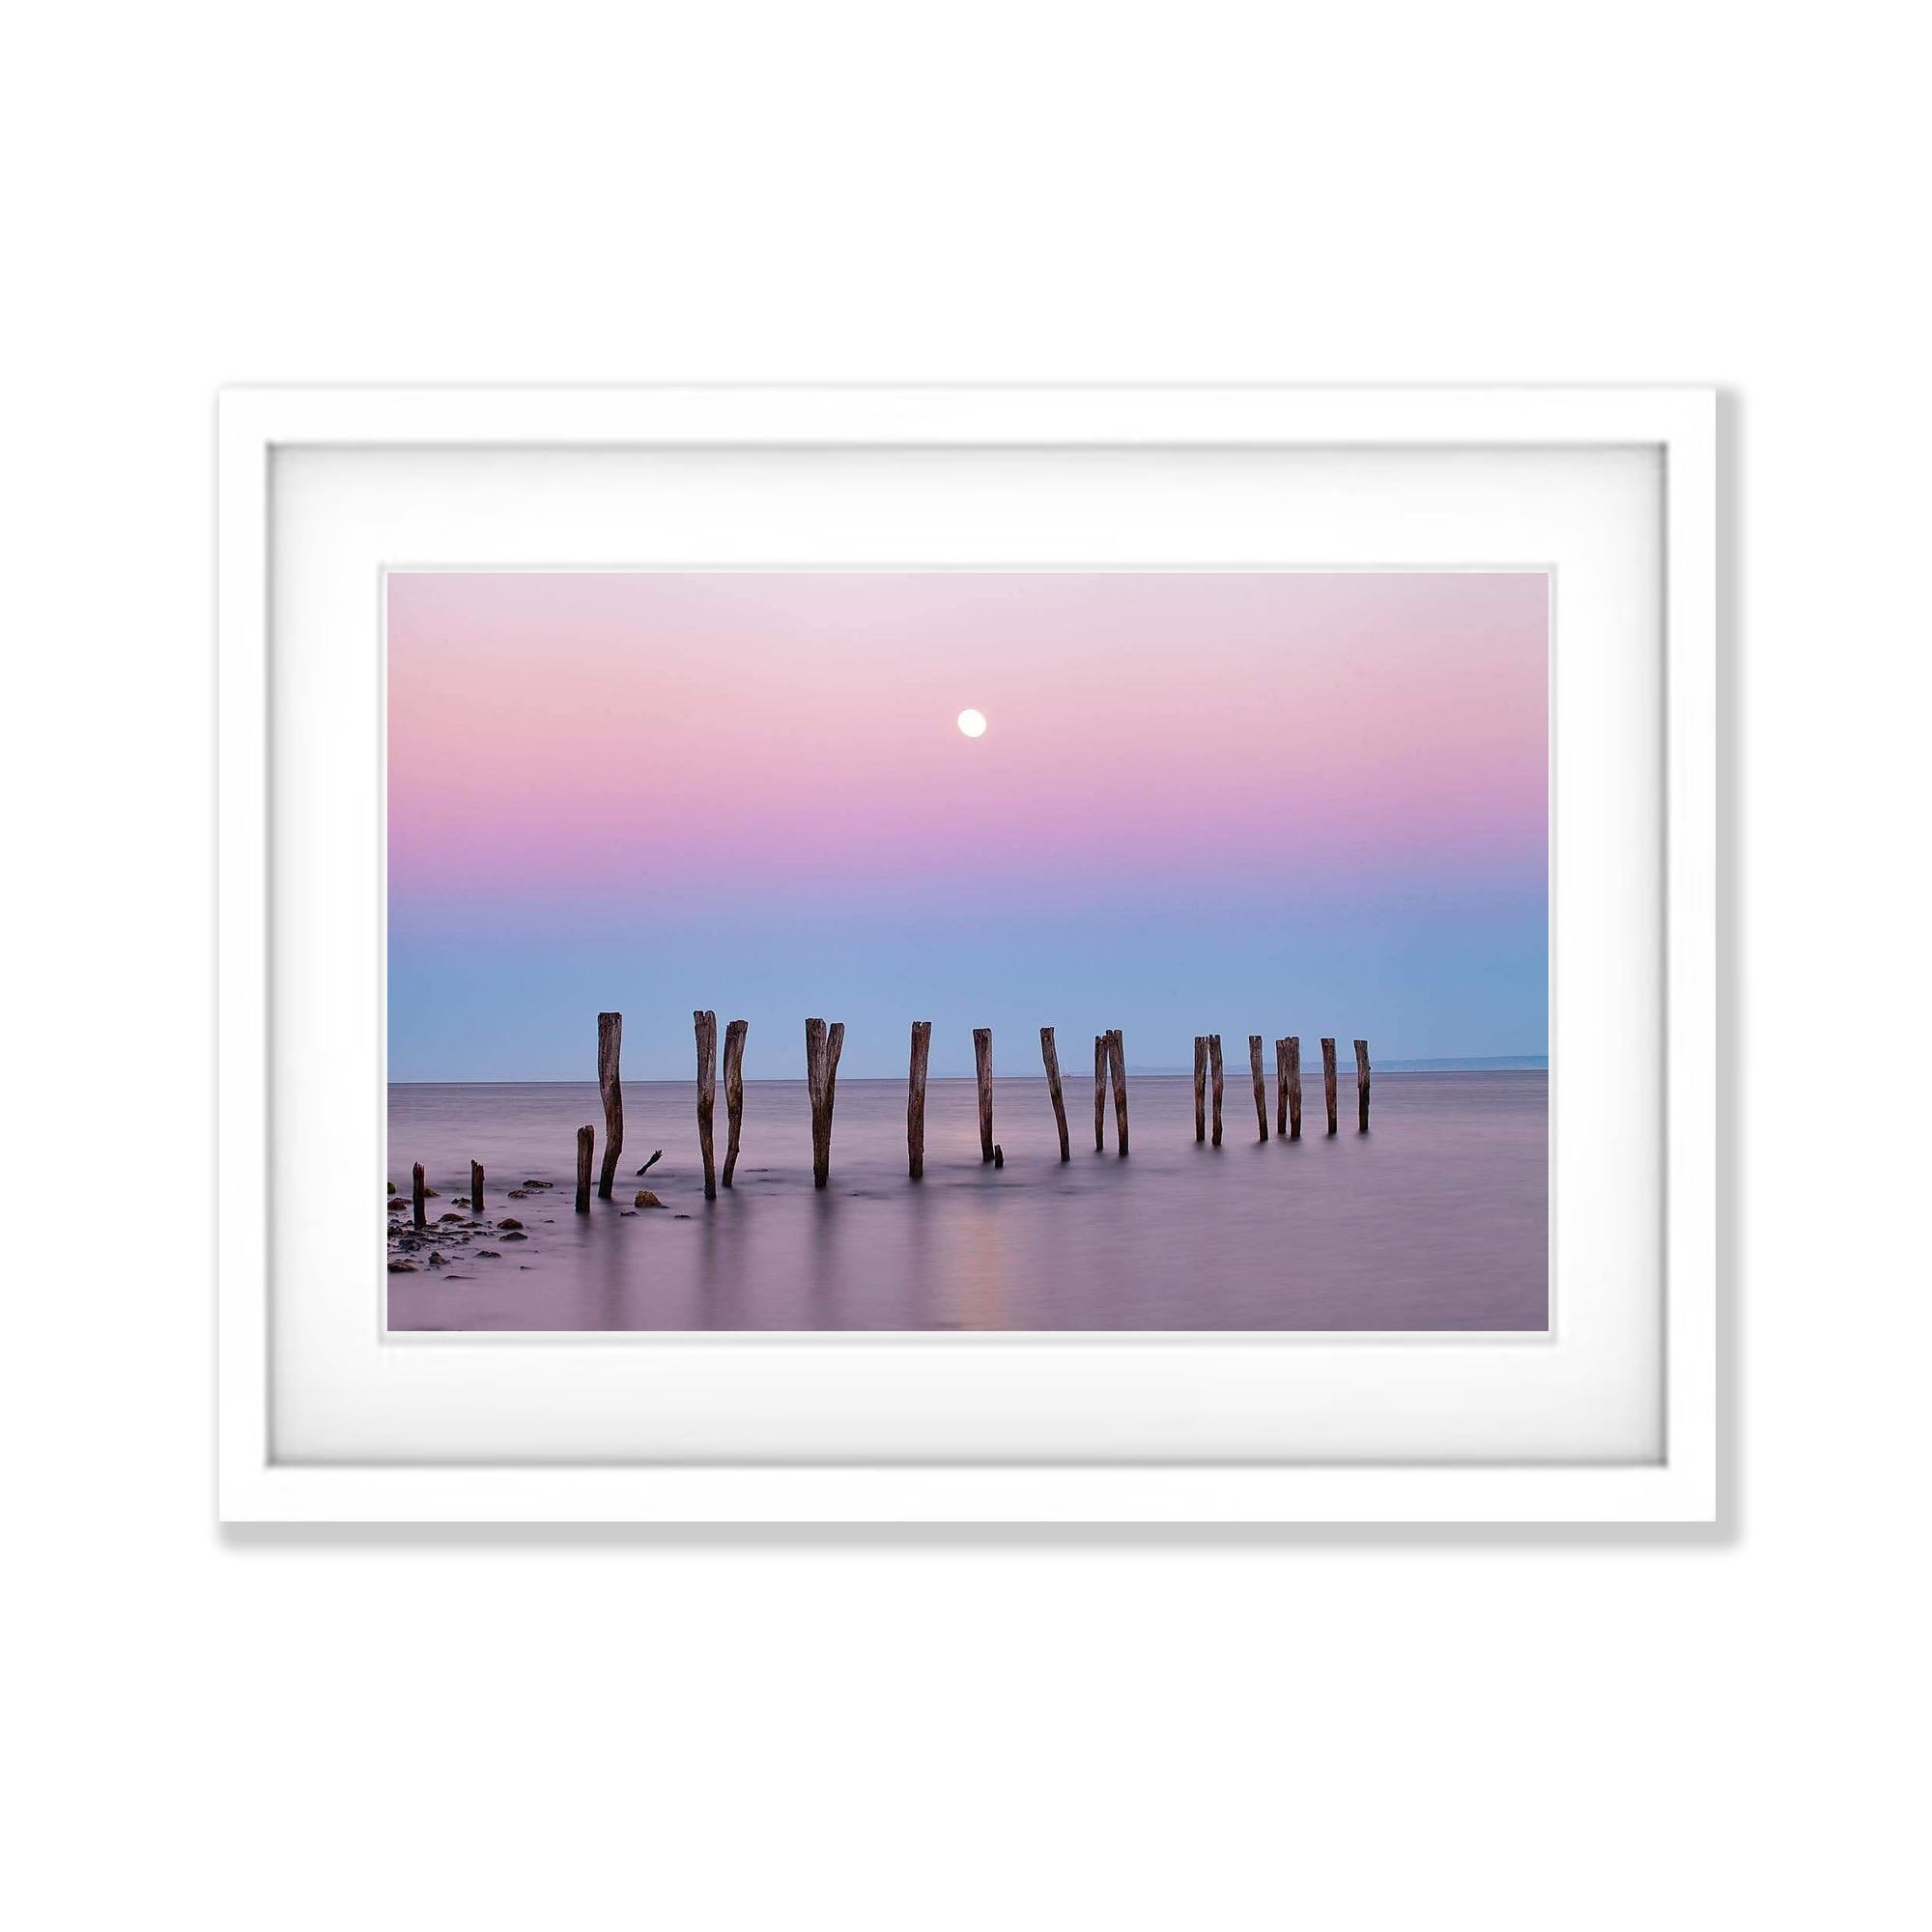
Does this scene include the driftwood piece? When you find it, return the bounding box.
[1107,1029,1130,1156]
[1355,1038,1372,1132]
[470,1160,484,1212]
[974,1028,995,1162]
[907,1020,931,1179]
[575,1124,594,1212]
[1194,1037,1208,1142]
[1208,1034,1224,1147]
[695,1009,718,1200]
[412,1161,426,1231]
[1094,1035,1107,1151]
[806,1017,844,1188]
[634,1149,663,1178]
[722,1019,748,1186]
[1040,1026,1070,1161]
[1287,1036,1303,1140]
[596,1011,623,1200]
[1321,1037,1338,1135]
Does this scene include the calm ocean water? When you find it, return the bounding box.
[385,1071,1547,1331]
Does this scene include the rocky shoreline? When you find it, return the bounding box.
[386,1175,671,1279]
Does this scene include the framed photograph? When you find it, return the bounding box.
[218,385,1716,1522]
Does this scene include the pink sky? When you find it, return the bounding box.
[388,571,1547,914]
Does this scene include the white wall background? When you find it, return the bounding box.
[3,5,1924,1927]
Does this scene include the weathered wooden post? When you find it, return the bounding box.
[1355,1038,1372,1131]
[575,1124,594,1212]
[806,1017,845,1189]
[907,1020,931,1179]
[1287,1036,1303,1140]
[470,1160,484,1212]
[412,1161,426,1231]
[695,1009,719,1200]
[1107,1028,1130,1155]
[1040,1027,1070,1161]
[1194,1037,1208,1142]
[1275,1038,1290,1136]
[1321,1037,1338,1134]
[1208,1034,1224,1147]
[596,1010,623,1200]
[1094,1035,1107,1151]
[1249,1035,1269,1141]
[974,1027,995,1162]
[722,1019,749,1186]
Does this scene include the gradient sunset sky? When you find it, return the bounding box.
[387,571,1548,1080]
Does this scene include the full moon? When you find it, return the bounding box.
[956,708,988,739]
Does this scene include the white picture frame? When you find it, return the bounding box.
[218,385,1716,1523]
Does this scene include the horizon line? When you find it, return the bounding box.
[390,1055,1548,1086]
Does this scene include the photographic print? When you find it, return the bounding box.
[385,570,1548,1331]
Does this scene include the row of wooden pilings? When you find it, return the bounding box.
[1193,1034,1372,1146]
[405,1018,1369,1226]
[399,1027,1373,1230]
[479,1014,1373,1213]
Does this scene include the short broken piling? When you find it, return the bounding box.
[695,1009,718,1200]
[1208,1034,1224,1147]
[575,1125,594,1212]
[1355,1038,1372,1132]
[974,1028,995,1162]
[806,1017,844,1189]
[1194,1037,1208,1142]
[1107,1029,1130,1155]
[596,1011,623,1200]
[470,1160,484,1212]
[412,1161,426,1231]
[1094,1035,1107,1151]
[907,1020,931,1178]
[722,1019,748,1186]
[1321,1038,1338,1134]
[1249,1035,1269,1141]
[1040,1027,1070,1161]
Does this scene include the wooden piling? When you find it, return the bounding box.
[1040,1027,1070,1161]
[974,1027,995,1162]
[596,1011,623,1200]
[1355,1038,1372,1132]
[826,1023,845,1180]
[575,1124,594,1212]
[1208,1034,1224,1147]
[806,1017,844,1189]
[1287,1036,1302,1140]
[1249,1035,1269,1141]
[1107,1028,1130,1156]
[695,1009,718,1200]
[412,1161,426,1231]
[1275,1038,1290,1135]
[1321,1037,1338,1134]
[1094,1035,1107,1151]
[907,1020,931,1178]
[1194,1037,1208,1142]
[722,1019,748,1186]
[470,1160,484,1212]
